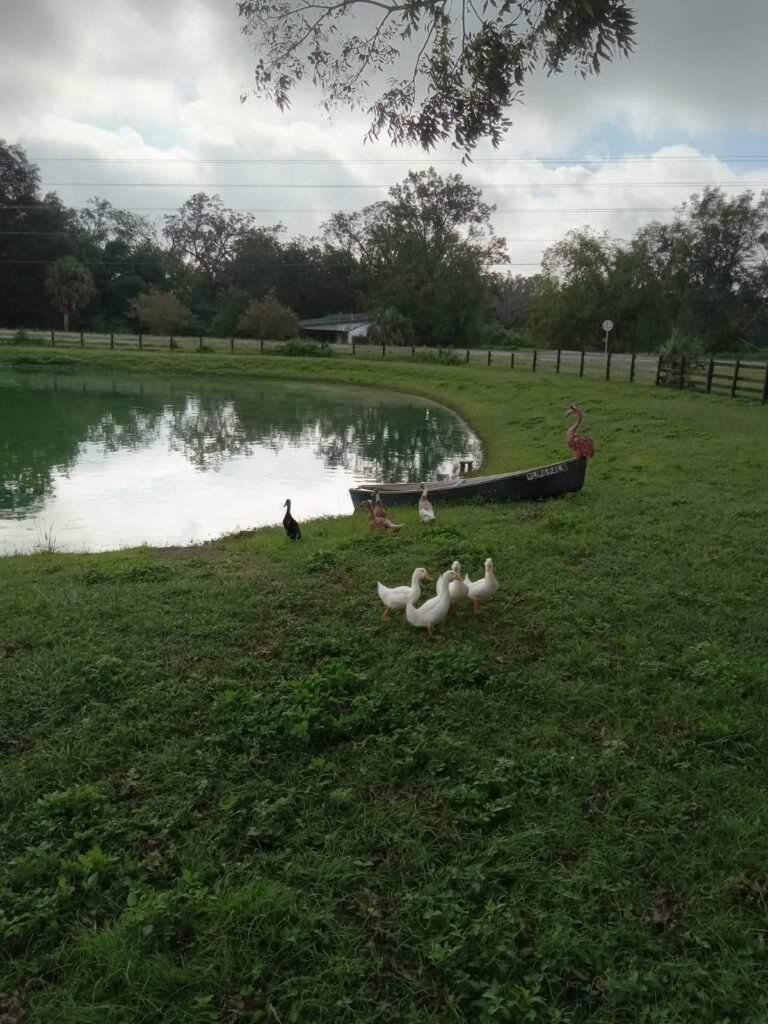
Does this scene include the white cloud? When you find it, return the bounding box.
[2,0,767,271]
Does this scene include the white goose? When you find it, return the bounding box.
[465,557,499,613]
[377,567,432,620]
[448,560,469,606]
[418,482,435,523]
[406,567,457,639]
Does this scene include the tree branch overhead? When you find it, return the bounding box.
[238,0,636,152]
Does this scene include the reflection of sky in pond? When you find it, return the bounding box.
[0,372,481,554]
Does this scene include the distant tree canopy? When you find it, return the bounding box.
[323,168,506,346]
[129,290,193,335]
[529,188,768,352]
[0,142,77,329]
[237,0,636,153]
[2,141,768,353]
[164,193,256,286]
[238,292,299,340]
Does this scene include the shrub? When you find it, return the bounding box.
[274,340,333,358]
[658,327,706,363]
[414,347,463,366]
[239,292,299,341]
[129,290,193,335]
[657,328,706,388]
[477,321,516,349]
[9,329,45,346]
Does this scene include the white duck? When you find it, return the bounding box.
[372,489,389,519]
[448,560,469,606]
[377,567,432,620]
[418,482,435,523]
[465,557,499,613]
[406,567,457,639]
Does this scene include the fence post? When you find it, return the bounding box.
[487,350,492,366]
[51,329,55,346]
[629,351,636,383]
[382,342,386,358]
[352,340,356,356]
[510,351,515,369]
[230,335,234,354]
[706,358,714,393]
[761,363,768,404]
[80,331,84,347]
[260,339,264,354]
[466,349,470,363]
[655,356,662,387]
[730,359,740,399]
[555,348,561,373]
[532,350,537,372]
[138,333,143,351]
[679,356,685,390]
[605,351,612,382]
[169,335,173,350]
[579,349,585,377]
[199,336,203,351]
[110,332,114,350]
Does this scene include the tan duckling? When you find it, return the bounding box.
[357,500,403,533]
[373,489,389,518]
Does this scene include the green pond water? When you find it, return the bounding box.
[0,369,481,554]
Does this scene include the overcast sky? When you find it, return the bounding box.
[2,0,767,275]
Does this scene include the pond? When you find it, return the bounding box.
[0,369,482,554]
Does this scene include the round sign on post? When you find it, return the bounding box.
[602,319,614,350]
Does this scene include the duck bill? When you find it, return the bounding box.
[424,573,433,582]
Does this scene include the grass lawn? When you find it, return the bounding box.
[1,347,767,1024]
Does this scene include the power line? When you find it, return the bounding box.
[0,257,542,267]
[0,231,559,240]
[26,155,768,165]
[0,204,682,213]
[27,180,768,189]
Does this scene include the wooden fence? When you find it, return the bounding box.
[658,356,768,403]
[1,329,766,403]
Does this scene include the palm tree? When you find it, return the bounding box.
[45,257,95,332]
[368,307,410,347]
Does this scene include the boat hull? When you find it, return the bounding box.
[349,457,588,509]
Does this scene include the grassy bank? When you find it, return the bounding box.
[2,348,768,1023]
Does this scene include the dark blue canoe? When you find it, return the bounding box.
[349,456,588,509]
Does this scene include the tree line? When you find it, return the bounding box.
[2,140,767,353]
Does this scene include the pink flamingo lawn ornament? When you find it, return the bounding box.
[566,405,595,459]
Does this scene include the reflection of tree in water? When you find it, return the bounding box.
[0,386,112,514]
[86,408,165,452]
[191,387,480,481]
[167,399,254,471]
[1,379,170,514]
[1,375,480,517]
[295,402,478,480]
[98,386,479,479]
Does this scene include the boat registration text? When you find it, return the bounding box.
[526,463,566,481]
